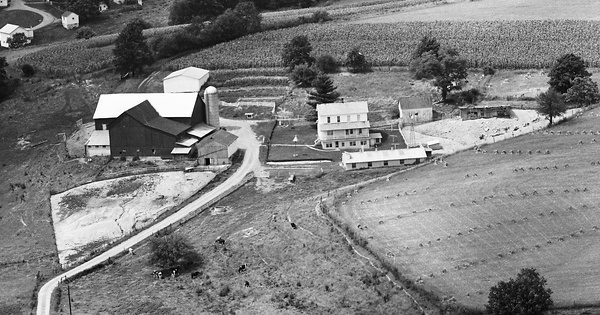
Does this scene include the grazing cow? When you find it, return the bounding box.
[215,236,225,245]
[244,281,250,287]
[238,264,247,273]
[497,254,503,258]
[547,240,552,244]
[191,271,201,279]
[153,266,179,279]
[290,222,297,229]
[419,243,424,247]
[129,248,135,255]
[534,245,541,249]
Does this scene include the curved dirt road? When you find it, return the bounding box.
[5,0,59,30]
[37,119,262,315]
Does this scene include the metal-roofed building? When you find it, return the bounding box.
[341,147,427,170]
[163,67,210,93]
[316,101,381,150]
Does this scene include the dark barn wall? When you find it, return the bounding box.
[191,97,207,126]
[95,119,115,130]
[109,114,177,158]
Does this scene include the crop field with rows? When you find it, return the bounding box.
[168,20,600,70]
[333,108,600,309]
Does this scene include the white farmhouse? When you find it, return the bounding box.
[0,24,33,48]
[61,11,79,30]
[163,67,210,93]
[316,101,381,150]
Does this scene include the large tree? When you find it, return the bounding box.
[205,2,261,42]
[548,53,591,94]
[410,47,467,101]
[7,33,29,49]
[536,88,567,125]
[486,268,553,315]
[67,0,101,22]
[411,35,440,60]
[0,57,16,102]
[565,76,600,107]
[168,0,225,25]
[113,20,154,77]
[307,74,340,107]
[345,47,370,73]
[289,63,318,87]
[149,233,201,269]
[282,35,314,71]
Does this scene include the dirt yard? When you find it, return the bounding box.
[51,172,215,266]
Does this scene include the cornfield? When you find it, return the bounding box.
[166,20,600,70]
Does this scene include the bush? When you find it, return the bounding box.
[315,55,339,73]
[21,64,35,77]
[311,10,331,23]
[290,63,318,87]
[76,27,97,39]
[447,88,482,105]
[483,66,496,75]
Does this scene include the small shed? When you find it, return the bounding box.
[0,24,33,48]
[0,0,8,7]
[61,11,79,30]
[163,67,210,93]
[341,147,427,170]
[85,130,111,156]
[459,105,512,120]
[398,95,433,127]
[196,129,238,165]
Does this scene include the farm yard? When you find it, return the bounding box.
[334,107,600,309]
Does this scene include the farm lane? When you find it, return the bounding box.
[4,0,59,30]
[37,118,261,315]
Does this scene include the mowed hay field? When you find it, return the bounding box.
[335,108,600,309]
[355,0,600,22]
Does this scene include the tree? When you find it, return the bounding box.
[149,233,201,269]
[548,53,591,94]
[7,33,29,49]
[232,2,261,34]
[412,35,440,60]
[536,89,566,125]
[307,74,340,107]
[76,26,96,39]
[206,2,261,42]
[345,47,370,73]
[304,108,318,122]
[486,268,553,315]
[565,76,600,107]
[0,57,17,102]
[410,47,468,101]
[21,64,35,77]
[67,0,100,22]
[282,35,314,71]
[289,63,318,87]
[113,20,154,77]
[315,55,339,73]
[168,0,225,25]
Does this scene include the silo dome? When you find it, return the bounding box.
[205,86,218,94]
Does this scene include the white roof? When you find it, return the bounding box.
[84,130,110,146]
[163,67,209,81]
[92,93,199,120]
[187,123,215,138]
[317,101,368,116]
[176,137,199,147]
[342,147,427,164]
[0,24,21,34]
[171,147,192,154]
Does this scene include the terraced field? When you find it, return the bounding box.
[334,108,600,309]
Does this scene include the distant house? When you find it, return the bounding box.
[0,24,33,48]
[0,0,8,8]
[398,95,433,127]
[459,105,512,120]
[99,2,108,12]
[61,11,79,30]
[163,67,210,93]
[316,101,381,150]
[341,147,427,170]
[196,129,238,165]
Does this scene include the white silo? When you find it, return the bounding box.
[203,86,221,129]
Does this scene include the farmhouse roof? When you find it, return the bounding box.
[85,130,110,146]
[93,93,200,120]
[61,11,77,18]
[399,96,432,110]
[342,147,427,164]
[317,101,368,116]
[123,100,190,136]
[318,121,370,131]
[198,129,238,147]
[163,67,210,81]
[0,24,20,34]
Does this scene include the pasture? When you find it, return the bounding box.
[355,0,600,23]
[335,107,600,309]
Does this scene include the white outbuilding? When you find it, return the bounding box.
[0,0,8,8]
[61,11,80,30]
[163,67,210,93]
[0,24,33,48]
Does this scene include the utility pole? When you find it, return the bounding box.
[67,282,73,315]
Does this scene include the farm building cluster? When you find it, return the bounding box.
[85,67,238,165]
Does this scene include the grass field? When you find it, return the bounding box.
[0,9,44,28]
[334,107,600,309]
[355,0,600,23]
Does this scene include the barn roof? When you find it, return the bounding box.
[317,101,368,116]
[342,147,427,164]
[0,24,20,34]
[93,93,200,120]
[163,67,209,81]
[122,100,190,136]
[197,129,238,147]
[399,96,432,110]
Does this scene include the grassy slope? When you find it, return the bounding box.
[0,10,44,27]
[335,107,600,309]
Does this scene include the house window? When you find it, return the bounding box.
[358,129,363,134]
[337,116,341,122]
[327,117,331,123]
[367,162,372,167]
[351,163,356,169]
[345,129,354,135]
[326,131,333,136]
[325,143,333,148]
[341,142,345,147]
[347,115,351,122]
[102,145,107,148]
[383,160,388,166]
[350,141,356,146]
[400,160,404,164]
[152,149,156,154]
[360,140,367,145]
